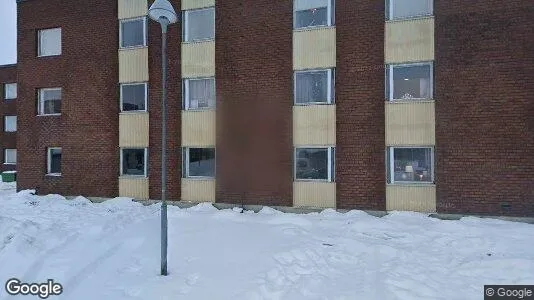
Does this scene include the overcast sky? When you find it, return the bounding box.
[0,0,17,65]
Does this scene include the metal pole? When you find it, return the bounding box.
[160,17,169,277]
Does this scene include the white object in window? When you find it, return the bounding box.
[183,78,215,110]
[294,0,335,29]
[294,69,334,104]
[294,147,335,181]
[120,148,148,177]
[386,0,433,20]
[4,149,16,165]
[120,83,148,112]
[38,28,62,57]
[120,17,147,48]
[387,147,434,184]
[4,83,17,100]
[38,88,62,115]
[183,148,216,178]
[183,8,215,42]
[47,147,62,175]
[4,116,16,132]
[386,63,433,101]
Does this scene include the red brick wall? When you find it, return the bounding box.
[0,65,17,172]
[215,0,294,206]
[17,0,119,197]
[336,0,386,210]
[435,0,534,216]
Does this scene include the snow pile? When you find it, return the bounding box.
[0,184,533,299]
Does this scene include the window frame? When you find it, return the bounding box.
[293,0,335,29]
[294,147,335,182]
[38,27,62,57]
[119,17,148,49]
[183,147,216,179]
[387,146,434,184]
[182,77,216,111]
[38,87,62,116]
[4,116,16,132]
[4,149,16,165]
[120,148,148,177]
[182,7,216,43]
[47,147,62,176]
[120,82,148,112]
[386,0,434,21]
[294,68,335,105]
[386,62,433,102]
[4,83,17,100]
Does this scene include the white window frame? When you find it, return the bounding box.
[386,0,434,21]
[120,148,148,177]
[388,146,434,184]
[38,28,62,57]
[4,149,16,165]
[119,17,147,49]
[4,116,16,132]
[293,0,335,29]
[294,147,335,182]
[120,82,148,112]
[38,88,62,116]
[183,7,216,42]
[4,83,17,100]
[183,147,216,179]
[294,69,335,105]
[47,147,62,176]
[183,77,216,111]
[387,62,433,101]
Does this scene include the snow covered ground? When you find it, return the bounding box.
[0,183,533,300]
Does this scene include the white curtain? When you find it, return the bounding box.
[186,8,215,41]
[295,0,329,10]
[40,28,61,56]
[392,0,432,19]
[189,79,215,109]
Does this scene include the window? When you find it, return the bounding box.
[183,8,215,42]
[38,88,62,115]
[294,0,335,29]
[387,147,433,184]
[183,78,215,110]
[47,148,62,175]
[386,63,432,101]
[38,28,62,57]
[4,116,16,132]
[183,148,215,178]
[121,83,147,112]
[295,147,335,181]
[4,83,16,100]
[295,69,334,104]
[121,148,147,176]
[120,17,147,48]
[386,0,433,20]
[4,149,16,165]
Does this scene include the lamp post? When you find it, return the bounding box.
[148,0,178,276]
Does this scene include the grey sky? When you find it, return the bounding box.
[0,0,17,65]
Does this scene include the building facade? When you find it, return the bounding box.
[0,64,18,172]
[7,0,534,217]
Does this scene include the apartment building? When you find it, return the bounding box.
[6,0,533,217]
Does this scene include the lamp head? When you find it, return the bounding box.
[148,0,178,24]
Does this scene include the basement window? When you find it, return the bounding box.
[47,147,62,176]
[4,116,16,132]
[4,83,17,100]
[183,148,215,178]
[386,63,433,101]
[295,147,335,181]
[120,83,147,112]
[38,28,62,57]
[4,149,16,165]
[121,148,147,177]
[38,88,62,115]
[120,17,147,48]
[183,7,215,42]
[294,69,335,104]
[183,78,215,110]
[387,147,434,184]
[386,0,433,20]
[294,0,335,29]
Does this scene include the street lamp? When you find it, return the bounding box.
[147,0,178,276]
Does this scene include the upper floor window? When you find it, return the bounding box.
[387,147,434,184]
[4,83,17,100]
[38,88,62,115]
[183,148,216,178]
[386,63,433,101]
[294,69,335,105]
[183,7,215,42]
[295,147,335,181]
[120,17,147,48]
[183,78,215,110]
[386,0,433,20]
[38,28,62,57]
[120,83,147,112]
[294,0,335,29]
[4,116,16,132]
